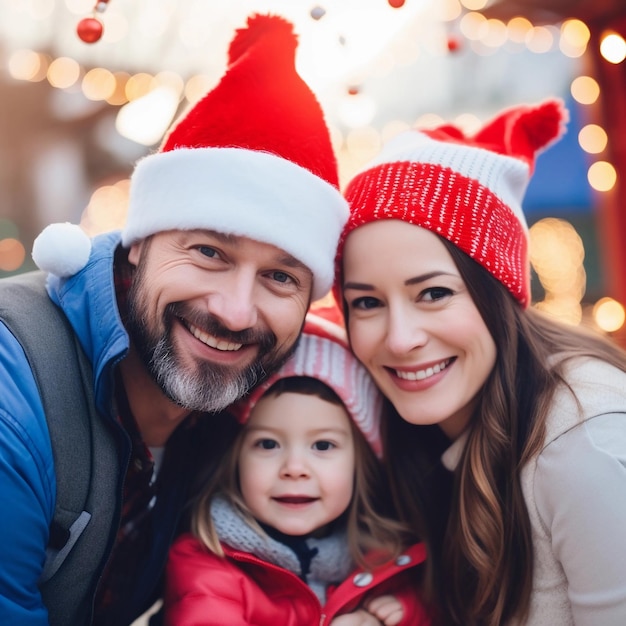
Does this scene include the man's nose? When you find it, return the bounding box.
[206,269,258,331]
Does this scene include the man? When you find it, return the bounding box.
[0,14,348,626]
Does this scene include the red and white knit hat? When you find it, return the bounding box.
[32,14,348,301]
[231,304,383,456]
[336,99,568,307]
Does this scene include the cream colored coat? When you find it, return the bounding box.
[443,358,626,626]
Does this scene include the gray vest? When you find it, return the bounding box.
[0,271,119,626]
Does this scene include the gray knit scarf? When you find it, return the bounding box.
[211,495,353,603]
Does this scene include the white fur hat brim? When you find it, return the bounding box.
[122,147,349,301]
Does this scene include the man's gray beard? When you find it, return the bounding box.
[149,334,271,413]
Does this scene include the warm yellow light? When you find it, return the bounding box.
[47,56,81,89]
[593,297,626,332]
[345,127,381,162]
[82,68,116,101]
[8,49,46,82]
[0,238,26,272]
[84,184,129,233]
[439,0,462,22]
[453,113,481,134]
[507,17,533,44]
[578,124,608,154]
[460,0,487,10]
[600,32,626,64]
[381,120,410,143]
[526,26,554,53]
[570,75,600,105]
[125,73,155,102]
[115,86,180,146]
[587,161,617,192]
[482,19,508,48]
[459,12,488,41]
[184,75,215,105]
[561,19,590,48]
[106,72,130,106]
[415,113,445,128]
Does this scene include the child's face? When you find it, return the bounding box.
[238,391,356,536]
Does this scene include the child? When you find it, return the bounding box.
[164,308,430,626]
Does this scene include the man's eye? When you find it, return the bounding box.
[198,246,219,259]
[313,441,334,451]
[270,271,293,284]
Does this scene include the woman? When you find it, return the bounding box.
[335,99,626,626]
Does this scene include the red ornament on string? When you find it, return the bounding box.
[77,17,103,43]
[387,0,406,8]
[447,35,461,53]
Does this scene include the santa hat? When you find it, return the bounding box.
[231,304,383,457]
[32,14,348,301]
[335,99,568,308]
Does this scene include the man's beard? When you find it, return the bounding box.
[125,278,299,413]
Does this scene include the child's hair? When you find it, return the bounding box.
[191,374,414,569]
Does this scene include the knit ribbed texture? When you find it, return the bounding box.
[234,312,383,456]
[343,159,529,305]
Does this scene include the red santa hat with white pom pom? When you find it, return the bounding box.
[33,13,348,301]
[335,98,568,308]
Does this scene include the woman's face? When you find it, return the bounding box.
[342,220,497,440]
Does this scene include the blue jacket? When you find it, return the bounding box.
[0,232,223,625]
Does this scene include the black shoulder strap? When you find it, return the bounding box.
[0,271,118,626]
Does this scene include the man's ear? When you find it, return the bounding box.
[127,241,142,267]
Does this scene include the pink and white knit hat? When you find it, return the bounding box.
[336,99,568,308]
[231,304,383,456]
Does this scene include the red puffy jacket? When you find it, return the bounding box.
[164,534,430,626]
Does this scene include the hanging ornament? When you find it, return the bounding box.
[310,6,326,20]
[77,17,103,43]
[387,0,406,8]
[447,35,461,53]
[76,0,110,44]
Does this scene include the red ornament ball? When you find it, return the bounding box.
[388,0,406,7]
[77,17,103,44]
[447,35,461,53]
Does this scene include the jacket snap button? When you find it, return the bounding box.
[395,554,411,566]
[353,572,373,587]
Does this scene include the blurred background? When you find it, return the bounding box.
[0,0,625,345]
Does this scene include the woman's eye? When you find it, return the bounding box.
[422,286,453,301]
[313,441,334,451]
[350,296,380,310]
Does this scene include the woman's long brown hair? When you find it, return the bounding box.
[374,237,626,625]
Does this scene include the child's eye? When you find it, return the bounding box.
[255,438,278,450]
[313,441,335,451]
[421,286,453,302]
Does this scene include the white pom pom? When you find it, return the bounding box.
[32,223,92,277]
